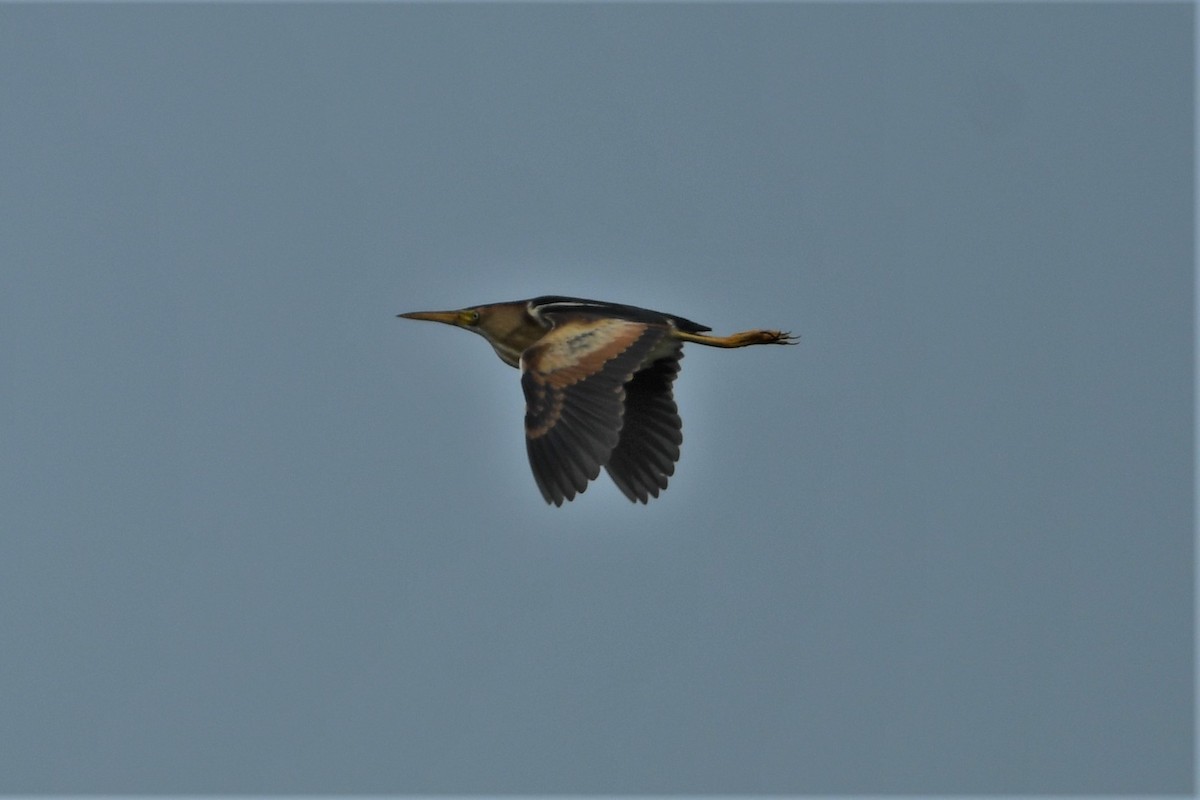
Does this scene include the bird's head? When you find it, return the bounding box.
[398,301,545,368]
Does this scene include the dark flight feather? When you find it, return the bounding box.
[521,319,665,506]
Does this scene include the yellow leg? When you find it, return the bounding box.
[673,329,798,348]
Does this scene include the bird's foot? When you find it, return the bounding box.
[758,330,799,345]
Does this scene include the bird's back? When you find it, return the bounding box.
[528,295,712,333]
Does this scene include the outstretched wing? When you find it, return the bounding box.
[604,343,685,504]
[520,318,664,506]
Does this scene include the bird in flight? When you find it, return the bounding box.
[398,296,797,505]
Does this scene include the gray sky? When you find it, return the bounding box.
[0,3,1192,794]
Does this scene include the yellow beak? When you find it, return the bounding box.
[397,310,464,326]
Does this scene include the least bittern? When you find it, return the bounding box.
[399,296,796,505]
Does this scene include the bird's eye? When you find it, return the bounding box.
[466,310,481,325]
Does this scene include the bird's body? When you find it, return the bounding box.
[399,296,795,505]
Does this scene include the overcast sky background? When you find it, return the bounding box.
[0,3,1192,794]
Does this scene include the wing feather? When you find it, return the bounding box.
[604,345,685,503]
[521,318,664,505]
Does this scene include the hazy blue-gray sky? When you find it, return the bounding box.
[0,3,1192,793]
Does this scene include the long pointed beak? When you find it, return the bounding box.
[397,310,462,325]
